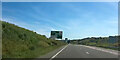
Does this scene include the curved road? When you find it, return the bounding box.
[39,44,119,60]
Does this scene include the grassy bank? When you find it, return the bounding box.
[2,21,66,58]
[79,37,119,51]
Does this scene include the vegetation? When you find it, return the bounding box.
[78,37,119,51]
[2,21,66,58]
[0,21,2,59]
[71,36,119,51]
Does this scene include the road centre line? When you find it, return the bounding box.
[81,45,118,55]
[86,52,90,54]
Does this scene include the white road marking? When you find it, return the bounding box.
[86,52,90,54]
[49,44,69,60]
[81,45,118,55]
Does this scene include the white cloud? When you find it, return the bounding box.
[28,7,71,30]
[51,28,63,31]
[2,2,118,39]
[2,16,35,31]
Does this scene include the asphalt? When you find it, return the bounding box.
[54,44,118,58]
[37,44,119,60]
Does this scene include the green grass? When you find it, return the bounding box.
[79,38,119,51]
[2,21,66,58]
[0,36,1,58]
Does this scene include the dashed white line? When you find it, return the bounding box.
[49,44,68,60]
[81,45,118,55]
[86,52,90,54]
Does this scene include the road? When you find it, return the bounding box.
[39,44,119,60]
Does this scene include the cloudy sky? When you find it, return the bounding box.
[2,2,118,39]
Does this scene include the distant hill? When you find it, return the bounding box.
[2,21,66,58]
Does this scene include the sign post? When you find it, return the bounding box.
[50,31,63,40]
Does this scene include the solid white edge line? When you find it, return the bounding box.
[49,44,69,60]
[81,45,118,55]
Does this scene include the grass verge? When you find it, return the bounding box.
[2,21,66,58]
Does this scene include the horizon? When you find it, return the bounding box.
[2,2,118,39]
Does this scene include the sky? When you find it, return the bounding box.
[2,2,118,39]
[2,0,119,2]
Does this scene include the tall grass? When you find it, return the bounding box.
[79,37,119,50]
[2,21,66,58]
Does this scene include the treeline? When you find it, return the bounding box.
[2,21,66,58]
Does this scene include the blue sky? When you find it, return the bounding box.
[2,2,118,39]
